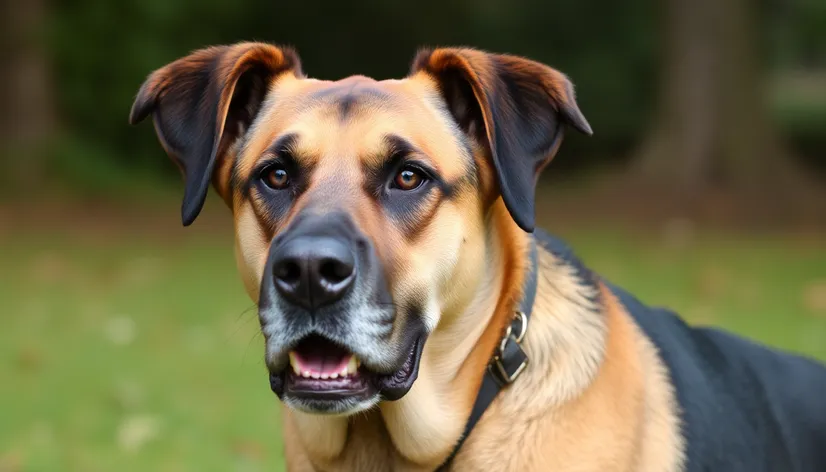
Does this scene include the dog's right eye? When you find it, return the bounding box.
[392,168,426,191]
[261,165,291,190]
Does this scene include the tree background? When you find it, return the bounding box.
[1,0,824,225]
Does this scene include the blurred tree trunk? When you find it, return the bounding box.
[636,0,792,199]
[0,0,54,186]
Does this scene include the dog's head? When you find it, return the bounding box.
[130,43,590,415]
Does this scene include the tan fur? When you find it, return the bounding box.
[449,275,685,471]
[131,43,685,472]
[276,205,686,472]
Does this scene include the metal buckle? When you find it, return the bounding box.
[489,311,529,385]
[512,311,528,344]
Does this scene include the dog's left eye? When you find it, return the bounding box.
[261,165,291,190]
[391,166,427,191]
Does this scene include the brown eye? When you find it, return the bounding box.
[392,167,426,191]
[263,166,290,190]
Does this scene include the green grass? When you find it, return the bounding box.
[1,226,825,471]
[0,232,280,472]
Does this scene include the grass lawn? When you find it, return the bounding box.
[2,221,825,471]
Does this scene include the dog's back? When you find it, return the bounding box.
[538,230,826,471]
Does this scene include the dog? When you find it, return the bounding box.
[129,43,826,471]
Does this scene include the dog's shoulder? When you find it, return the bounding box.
[621,289,826,470]
[535,228,826,472]
[533,228,599,289]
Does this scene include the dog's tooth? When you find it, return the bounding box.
[340,366,348,377]
[289,352,300,374]
[311,372,320,379]
[320,373,329,380]
[302,371,311,378]
[347,355,359,374]
[330,373,338,379]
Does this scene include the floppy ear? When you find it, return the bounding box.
[411,48,592,232]
[129,42,302,226]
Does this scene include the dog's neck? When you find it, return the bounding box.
[284,204,608,471]
[378,202,532,466]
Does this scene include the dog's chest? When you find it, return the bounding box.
[302,414,429,472]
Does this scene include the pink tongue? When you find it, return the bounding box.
[293,340,352,375]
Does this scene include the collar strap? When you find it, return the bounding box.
[436,236,539,471]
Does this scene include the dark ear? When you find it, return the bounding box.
[411,48,591,232]
[129,42,302,226]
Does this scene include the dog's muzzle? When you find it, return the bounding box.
[257,212,426,414]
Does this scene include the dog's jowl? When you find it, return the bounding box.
[130,43,826,471]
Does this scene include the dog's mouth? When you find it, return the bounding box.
[268,334,425,414]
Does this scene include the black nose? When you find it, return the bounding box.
[271,237,356,310]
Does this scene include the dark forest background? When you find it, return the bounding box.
[2,0,825,219]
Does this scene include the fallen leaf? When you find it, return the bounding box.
[117,414,162,454]
[110,379,145,411]
[695,266,730,300]
[802,279,826,317]
[26,252,70,285]
[0,451,22,472]
[16,344,44,372]
[104,316,137,346]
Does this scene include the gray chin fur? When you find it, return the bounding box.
[283,394,380,416]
